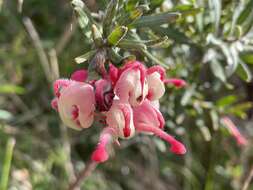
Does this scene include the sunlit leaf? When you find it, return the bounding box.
[216,95,237,107]
[240,51,253,64]
[210,60,226,82]
[236,60,252,82]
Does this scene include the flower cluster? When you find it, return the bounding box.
[51,61,187,163]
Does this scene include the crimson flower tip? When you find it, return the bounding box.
[91,146,109,163]
[170,141,187,155]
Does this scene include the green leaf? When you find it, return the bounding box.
[130,12,180,28]
[107,26,128,46]
[0,138,15,190]
[152,27,192,44]
[210,0,221,34]
[119,5,149,26]
[240,51,253,64]
[71,0,94,24]
[181,84,196,106]
[117,39,147,50]
[91,24,103,47]
[102,0,119,37]
[74,50,96,64]
[141,49,169,69]
[236,0,253,36]
[236,60,252,82]
[172,5,203,16]
[210,110,219,130]
[216,95,237,107]
[236,0,253,25]
[74,7,89,29]
[0,84,25,94]
[144,36,170,48]
[226,102,253,119]
[210,60,226,82]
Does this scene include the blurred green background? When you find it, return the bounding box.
[0,0,253,189]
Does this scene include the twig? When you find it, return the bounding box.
[68,160,97,190]
[55,19,77,55]
[23,17,52,82]
[48,48,60,80]
[242,166,253,190]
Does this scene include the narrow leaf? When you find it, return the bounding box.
[75,50,96,64]
[236,60,252,82]
[103,0,119,37]
[0,138,15,190]
[107,26,128,46]
[210,60,226,82]
[130,12,180,28]
[240,51,253,64]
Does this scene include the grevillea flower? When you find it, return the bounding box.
[221,117,248,146]
[94,79,115,112]
[57,81,96,130]
[70,69,88,82]
[105,100,135,139]
[111,61,148,107]
[51,60,187,164]
[91,127,117,163]
[146,65,186,101]
[133,100,186,155]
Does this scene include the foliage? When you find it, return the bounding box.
[0,0,253,189]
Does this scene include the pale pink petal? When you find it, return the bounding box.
[58,81,96,130]
[146,72,165,101]
[106,100,135,139]
[147,65,166,80]
[114,61,148,106]
[133,100,164,129]
[53,79,71,98]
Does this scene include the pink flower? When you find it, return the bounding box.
[133,100,186,155]
[94,79,115,112]
[106,100,135,139]
[111,61,148,107]
[53,79,71,98]
[221,117,248,146]
[146,66,186,101]
[70,69,88,82]
[91,127,117,163]
[57,81,96,130]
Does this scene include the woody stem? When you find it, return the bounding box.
[68,160,97,190]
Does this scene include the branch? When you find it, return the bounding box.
[68,160,97,190]
[242,166,253,190]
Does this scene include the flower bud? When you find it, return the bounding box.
[70,69,88,82]
[91,127,117,163]
[57,81,96,130]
